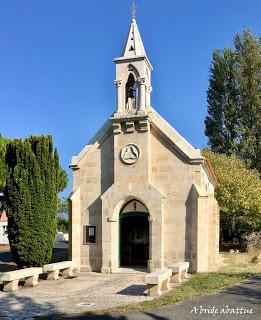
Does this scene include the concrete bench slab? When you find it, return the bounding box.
[145,268,172,297]
[43,261,78,280]
[0,267,43,292]
[169,261,189,283]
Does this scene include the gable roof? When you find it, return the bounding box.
[148,106,204,163]
[71,107,203,166]
[70,107,218,187]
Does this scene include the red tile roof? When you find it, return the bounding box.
[0,211,8,223]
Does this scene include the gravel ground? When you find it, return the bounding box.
[0,245,152,319]
[0,270,151,319]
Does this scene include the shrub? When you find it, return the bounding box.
[202,149,261,238]
[241,231,261,253]
[4,135,60,267]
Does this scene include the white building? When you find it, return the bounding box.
[0,211,8,245]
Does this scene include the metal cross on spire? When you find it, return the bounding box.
[131,1,137,19]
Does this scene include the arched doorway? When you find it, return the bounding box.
[119,200,149,267]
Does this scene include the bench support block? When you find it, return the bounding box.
[169,264,189,284]
[147,284,161,297]
[62,267,73,277]
[170,273,181,283]
[3,280,19,292]
[161,278,170,291]
[47,270,59,281]
[25,274,39,287]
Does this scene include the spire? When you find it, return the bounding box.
[113,4,153,116]
[122,18,147,58]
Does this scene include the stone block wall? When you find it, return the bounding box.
[70,120,219,273]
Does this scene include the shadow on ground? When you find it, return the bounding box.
[116,284,147,296]
[0,287,135,320]
[222,275,261,305]
[34,312,169,320]
[0,246,68,272]
[0,248,19,272]
[35,314,129,320]
[50,247,68,263]
[0,293,57,318]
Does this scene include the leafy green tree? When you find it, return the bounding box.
[205,48,239,155]
[4,135,61,267]
[0,134,9,192]
[57,197,69,218]
[235,30,261,172]
[205,30,261,173]
[57,197,69,232]
[58,167,68,193]
[203,149,261,237]
[57,217,69,233]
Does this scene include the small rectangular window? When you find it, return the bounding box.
[84,225,96,244]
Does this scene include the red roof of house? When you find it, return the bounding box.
[0,211,8,223]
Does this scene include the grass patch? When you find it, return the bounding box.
[110,272,249,313]
[219,252,261,274]
[92,252,260,314]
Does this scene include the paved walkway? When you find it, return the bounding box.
[0,270,152,319]
[0,246,260,320]
[37,276,261,320]
[0,274,260,320]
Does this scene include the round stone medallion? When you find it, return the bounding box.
[120,143,140,165]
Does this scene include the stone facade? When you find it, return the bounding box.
[69,18,219,273]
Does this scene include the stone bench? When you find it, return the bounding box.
[144,268,172,297]
[0,267,43,292]
[43,261,78,280]
[169,261,189,283]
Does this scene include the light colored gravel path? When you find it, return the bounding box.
[0,271,152,319]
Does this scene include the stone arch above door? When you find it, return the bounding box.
[100,182,165,273]
[101,182,164,223]
[120,199,149,215]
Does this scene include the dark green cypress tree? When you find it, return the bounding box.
[0,133,9,192]
[4,135,60,267]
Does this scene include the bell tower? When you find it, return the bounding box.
[113,16,153,117]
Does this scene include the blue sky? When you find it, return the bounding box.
[0,0,260,196]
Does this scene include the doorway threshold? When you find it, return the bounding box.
[115,266,148,274]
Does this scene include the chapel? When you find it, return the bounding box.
[69,16,220,273]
